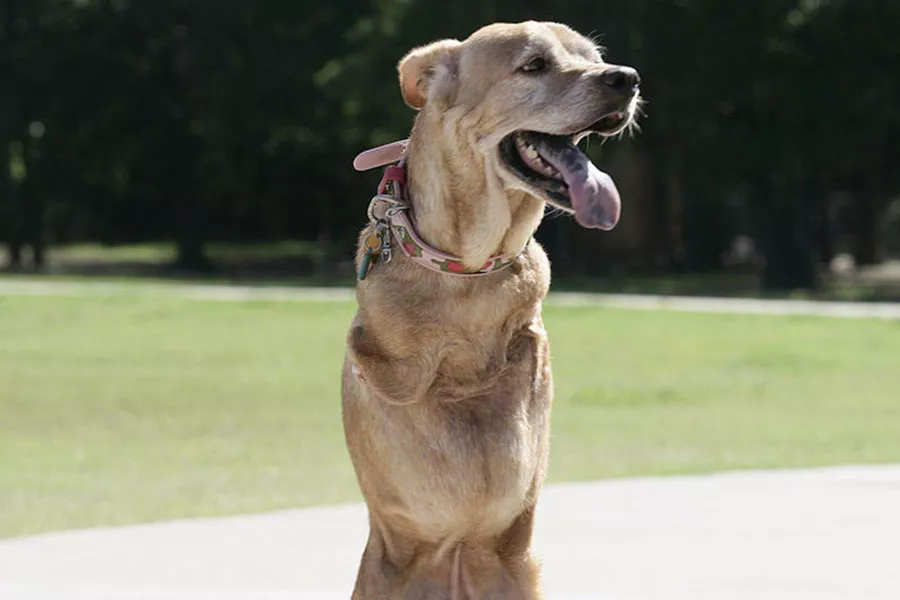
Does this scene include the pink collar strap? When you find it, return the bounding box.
[355,143,521,278]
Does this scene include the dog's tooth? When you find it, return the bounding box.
[537,157,553,172]
[515,138,562,180]
[515,138,527,155]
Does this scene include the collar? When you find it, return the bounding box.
[354,142,522,280]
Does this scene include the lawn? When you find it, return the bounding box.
[1,287,899,539]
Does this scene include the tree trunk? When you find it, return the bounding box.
[853,167,883,266]
[174,192,210,271]
[169,19,210,272]
[23,137,45,270]
[813,172,834,266]
[646,147,678,269]
[4,178,23,270]
[817,197,835,266]
[761,179,818,292]
[665,157,686,270]
[5,181,25,270]
[681,162,727,272]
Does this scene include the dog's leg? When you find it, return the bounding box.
[351,517,414,600]
[347,323,438,406]
[496,505,543,600]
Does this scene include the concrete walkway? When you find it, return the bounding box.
[2,278,899,319]
[1,466,898,600]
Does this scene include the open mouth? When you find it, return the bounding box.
[499,112,629,230]
[592,111,629,135]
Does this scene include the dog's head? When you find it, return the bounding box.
[399,21,640,231]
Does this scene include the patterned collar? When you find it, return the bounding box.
[356,155,522,280]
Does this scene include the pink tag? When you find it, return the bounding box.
[353,139,409,171]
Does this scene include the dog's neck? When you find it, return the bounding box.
[405,111,546,269]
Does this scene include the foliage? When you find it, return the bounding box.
[1,0,898,287]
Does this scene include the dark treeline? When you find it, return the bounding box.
[1,0,898,289]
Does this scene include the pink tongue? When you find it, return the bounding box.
[535,140,621,230]
[566,160,621,230]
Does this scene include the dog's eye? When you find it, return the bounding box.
[519,57,548,74]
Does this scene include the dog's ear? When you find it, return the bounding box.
[397,39,461,110]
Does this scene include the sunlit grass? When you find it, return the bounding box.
[1,290,898,538]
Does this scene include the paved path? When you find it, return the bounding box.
[1,466,898,600]
[2,278,899,319]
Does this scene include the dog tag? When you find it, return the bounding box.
[358,227,385,281]
[357,248,374,281]
[364,232,382,252]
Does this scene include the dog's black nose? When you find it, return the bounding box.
[600,67,641,93]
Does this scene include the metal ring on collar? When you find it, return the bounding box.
[367,194,408,222]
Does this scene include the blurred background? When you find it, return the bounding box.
[2,0,899,298]
[2,0,900,559]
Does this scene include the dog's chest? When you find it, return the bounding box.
[381,331,551,540]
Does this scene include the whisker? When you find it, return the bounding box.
[544,205,567,219]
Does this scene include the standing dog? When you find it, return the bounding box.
[342,21,640,599]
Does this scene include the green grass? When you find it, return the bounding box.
[1,290,899,539]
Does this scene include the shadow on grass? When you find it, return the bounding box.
[1,242,357,288]
[3,242,900,301]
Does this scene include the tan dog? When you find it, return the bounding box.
[342,21,640,599]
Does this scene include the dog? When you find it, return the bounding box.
[342,20,640,599]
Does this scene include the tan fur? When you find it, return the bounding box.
[342,21,637,599]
